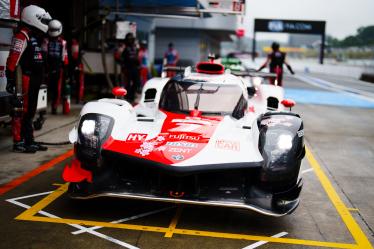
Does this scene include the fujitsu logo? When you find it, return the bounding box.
[169,133,200,141]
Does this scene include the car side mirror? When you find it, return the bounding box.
[281,99,296,110]
[112,87,127,99]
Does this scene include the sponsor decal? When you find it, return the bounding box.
[171,154,184,161]
[261,117,293,127]
[12,38,24,53]
[168,133,201,141]
[134,135,165,156]
[106,111,223,164]
[297,130,304,137]
[166,141,198,148]
[126,133,148,142]
[168,148,192,154]
[215,139,240,151]
[167,118,212,133]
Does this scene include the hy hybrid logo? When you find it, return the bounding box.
[268,20,284,32]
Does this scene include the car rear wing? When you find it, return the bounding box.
[161,66,276,79]
[232,71,277,78]
[161,66,191,78]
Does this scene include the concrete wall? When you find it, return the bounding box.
[155,28,201,65]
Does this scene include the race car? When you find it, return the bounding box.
[63,59,305,217]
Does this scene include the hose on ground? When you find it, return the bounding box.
[35,141,71,146]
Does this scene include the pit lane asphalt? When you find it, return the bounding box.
[0,75,373,249]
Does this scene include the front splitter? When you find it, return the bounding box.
[70,191,299,217]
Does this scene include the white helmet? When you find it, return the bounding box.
[21,5,52,33]
[48,20,62,37]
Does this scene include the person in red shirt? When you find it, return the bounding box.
[258,42,295,86]
[6,5,51,153]
[43,20,69,114]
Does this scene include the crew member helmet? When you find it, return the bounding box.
[271,42,280,51]
[21,5,52,33]
[125,32,135,45]
[48,20,62,37]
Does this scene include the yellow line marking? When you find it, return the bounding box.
[174,229,355,249]
[22,216,169,233]
[15,182,356,248]
[306,146,373,249]
[52,183,63,186]
[165,205,183,238]
[347,208,359,212]
[16,183,69,220]
[18,216,356,248]
[13,147,373,248]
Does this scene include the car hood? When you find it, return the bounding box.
[102,111,263,167]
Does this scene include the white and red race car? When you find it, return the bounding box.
[63,60,305,216]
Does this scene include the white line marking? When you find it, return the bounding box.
[6,194,140,249]
[71,206,174,235]
[294,75,374,102]
[301,168,314,175]
[7,191,53,201]
[241,231,288,249]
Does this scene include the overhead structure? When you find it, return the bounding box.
[252,19,326,64]
[99,0,245,18]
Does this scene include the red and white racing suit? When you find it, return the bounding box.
[43,36,68,112]
[6,27,44,144]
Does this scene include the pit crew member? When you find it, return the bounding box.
[6,5,51,153]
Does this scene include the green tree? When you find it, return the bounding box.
[331,25,374,47]
[356,26,374,46]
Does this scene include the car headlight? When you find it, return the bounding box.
[277,134,293,150]
[262,131,294,164]
[81,120,96,136]
[77,114,114,161]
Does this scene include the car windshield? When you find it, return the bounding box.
[159,80,246,118]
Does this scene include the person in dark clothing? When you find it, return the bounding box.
[121,33,141,102]
[6,5,51,153]
[258,42,295,86]
[138,40,149,86]
[43,20,68,114]
[69,38,85,104]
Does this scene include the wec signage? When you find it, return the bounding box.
[254,19,325,35]
[252,18,326,64]
[267,20,313,33]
